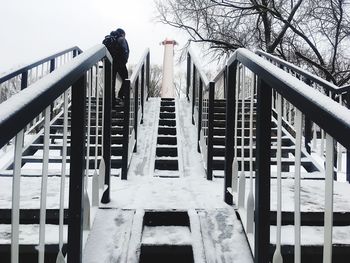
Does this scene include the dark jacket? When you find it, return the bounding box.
[103,31,129,66]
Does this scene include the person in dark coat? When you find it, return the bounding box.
[103,28,129,106]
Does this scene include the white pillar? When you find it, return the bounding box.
[161,38,177,98]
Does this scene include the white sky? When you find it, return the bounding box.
[0,0,189,74]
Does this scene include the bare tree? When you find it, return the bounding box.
[149,64,163,97]
[174,70,187,97]
[155,0,350,86]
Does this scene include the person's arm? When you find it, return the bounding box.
[118,37,129,63]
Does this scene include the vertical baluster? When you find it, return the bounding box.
[232,66,240,193]
[238,66,246,209]
[41,63,44,79]
[273,93,283,263]
[323,133,334,263]
[84,69,92,230]
[35,66,39,82]
[56,90,69,262]
[99,63,106,189]
[294,108,302,263]
[289,102,293,126]
[38,107,50,263]
[337,94,343,173]
[92,65,100,206]
[246,71,255,233]
[283,97,287,120]
[11,130,24,263]
[321,129,325,156]
[312,123,318,151]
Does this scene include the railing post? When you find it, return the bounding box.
[67,74,87,263]
[122,80,131,180]
[141,66,145,124]
[20,71,28,90]
[254,78,272,263]
[224,64,236,205]
[146,52,150,101]
[192,65,196,125]
[49,58,56,119]
[304,78,312,154]
[134,77,139,153]
[101,59,112,203]
[207,82,215,180]
[187,53,191,101]
[347,91,350,183]
[197,79,203,152]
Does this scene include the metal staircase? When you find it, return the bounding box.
[1,42,350,263]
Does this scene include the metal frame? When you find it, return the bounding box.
[0,44,112,263]
[187,47,350,263]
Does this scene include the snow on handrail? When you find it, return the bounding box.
[229,48,350,148]
[0,44,111,149]
[256,50,348,94]
[0,46,82,83]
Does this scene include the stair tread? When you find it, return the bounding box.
[0,224,67,244]
[141,226,191,245]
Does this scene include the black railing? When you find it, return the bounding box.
[257,50,350,181]
[121,49,150,180]
[188,48,350,262]
[0,46,82,100]
[0,44,112,262]
[187,50,212,179]
[0,47,82,145]
[187,50,227,181]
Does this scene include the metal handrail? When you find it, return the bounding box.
[0,45,110,147]
[0,44,113,263]
[188,47,350,262]
[121,48,150,180]
[130,48,150,86]
[235,49,350,148]
[256,50,350,95]
[188,48,210,88]
[0,46,82,83]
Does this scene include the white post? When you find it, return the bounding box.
[323,134,334,263]
[161,38,177,98]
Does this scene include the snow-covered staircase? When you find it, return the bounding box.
[154,98,180,178]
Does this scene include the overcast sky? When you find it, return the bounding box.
[0,0,188,74]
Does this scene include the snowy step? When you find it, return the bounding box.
[198,208,253,263]
[212,156,319,173]
[18,155,121,169]
[269,225,350,262]
[161,100,175,106]
[160,106,176,112]
[236,179,350,219]
[159,119,176,127]
[153,170,180,178]
[83,209,136,263]
[156,147,178,157]
[157,136,177,145]
[141,226,191,245]
[160,112,176,119]
[155,159,178,171]
[0,224,67,263]
[140,211,194,262]
[158,127,176,135]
